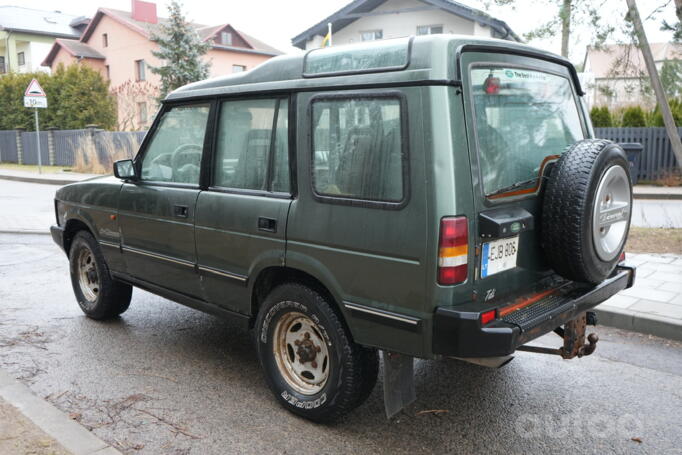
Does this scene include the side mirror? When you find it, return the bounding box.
[113,159,137,180]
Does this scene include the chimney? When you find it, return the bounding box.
[131,0,157,24]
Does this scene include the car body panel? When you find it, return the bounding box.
[195,191,291,314]
[118,182,202,298]
[50,35,626,361]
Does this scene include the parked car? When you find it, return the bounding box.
[51,35,636,422]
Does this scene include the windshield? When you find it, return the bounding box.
[470,66,584,196]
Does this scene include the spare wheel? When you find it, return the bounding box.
[541,139,632,284]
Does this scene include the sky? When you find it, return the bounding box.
[6,0,678,62]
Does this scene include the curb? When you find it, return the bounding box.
[0,229,50,235]
[4,173,682,198]
[0,369,121,455]
[0,174,77,186]
[595,307,682,342]
[633,192,682,200]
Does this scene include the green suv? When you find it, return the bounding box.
[51,35,635,422]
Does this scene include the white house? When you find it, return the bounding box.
[292,0,519,50]
[582,42,682,108]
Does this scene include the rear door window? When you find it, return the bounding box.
[311,96,405,203]
[214,98,290,192]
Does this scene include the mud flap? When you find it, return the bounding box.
[381,350,415,418]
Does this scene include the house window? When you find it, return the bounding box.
[102,33,108,47]
[232,64,246,73]
[138,102,148,124]
[0,57,5,73]
[105,65,110,79]
[17,52,25,66]
[417,25,443,35]
[361,30,383,41]
[221,31,232,46]
[135,59,146,81]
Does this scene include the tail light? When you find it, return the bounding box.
[438,216,468,285]
[481,309,496,325]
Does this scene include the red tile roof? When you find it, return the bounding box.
[81,8,282,56]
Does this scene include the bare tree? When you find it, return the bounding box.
[111,81,159,131]
[626,0,682,169]
[492,0,613,58]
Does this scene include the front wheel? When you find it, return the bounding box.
[69,231,132,319]
[255,283,378,422]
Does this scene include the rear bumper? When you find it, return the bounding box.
[50,225,65,252]
[432,265,636,358]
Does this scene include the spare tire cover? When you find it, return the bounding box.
[542,139,632,284]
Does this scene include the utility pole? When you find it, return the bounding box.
[625,0,682,170]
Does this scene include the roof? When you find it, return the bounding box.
[584,42,682,78]
[0,6,83,38]
[80,8,282,57]
[169,34,577,101]
[291,0,520,49]
[42,39,105,66]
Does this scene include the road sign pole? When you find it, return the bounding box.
[34,108,42,174]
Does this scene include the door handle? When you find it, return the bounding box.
[258,217,277,233]
[173,204,189,218]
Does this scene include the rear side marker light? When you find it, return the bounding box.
[481,310,496,325]
[438,216,468,285]
[619,251,626,262]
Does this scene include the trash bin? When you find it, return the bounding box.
[619,142,643,185]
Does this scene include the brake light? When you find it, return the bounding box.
[484,73,500,95]
[481,310,496,325]
[619,251,626,262]
[438,216,468,285]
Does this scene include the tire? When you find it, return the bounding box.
[542,139,632,284]
[68,231,132,319]
[255,283,378,422]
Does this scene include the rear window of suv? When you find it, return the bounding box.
[470,66,584,196]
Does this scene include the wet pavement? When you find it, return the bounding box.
[0,233,681,454]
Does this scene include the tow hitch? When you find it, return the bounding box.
[516,312,599,359]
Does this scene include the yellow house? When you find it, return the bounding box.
[0,5,88,74]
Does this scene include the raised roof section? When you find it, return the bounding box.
[303,37,411,77]
[169,35,578,100]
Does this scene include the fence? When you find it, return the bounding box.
[595,127,681,181]
[0,127,146,167]
[0,126,679,180]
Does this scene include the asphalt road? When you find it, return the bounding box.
[0,232,681,454]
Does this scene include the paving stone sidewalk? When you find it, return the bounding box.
[0,369,121,455]
[597,252,682,341]
[0,397,70,455]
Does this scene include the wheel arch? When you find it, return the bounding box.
[63,218,95,255]
[250,266,350,332]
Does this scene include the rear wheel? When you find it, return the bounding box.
[255,283,378,422]
[542,139,632,284]
[69,231,132,319]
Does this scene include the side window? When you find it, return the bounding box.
[214,98,289,192]
[312,97,404,203]
[139,104,210,185]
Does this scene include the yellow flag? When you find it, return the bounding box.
[321,22,332,47]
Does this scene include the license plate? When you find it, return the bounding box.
[481,236,519,278]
